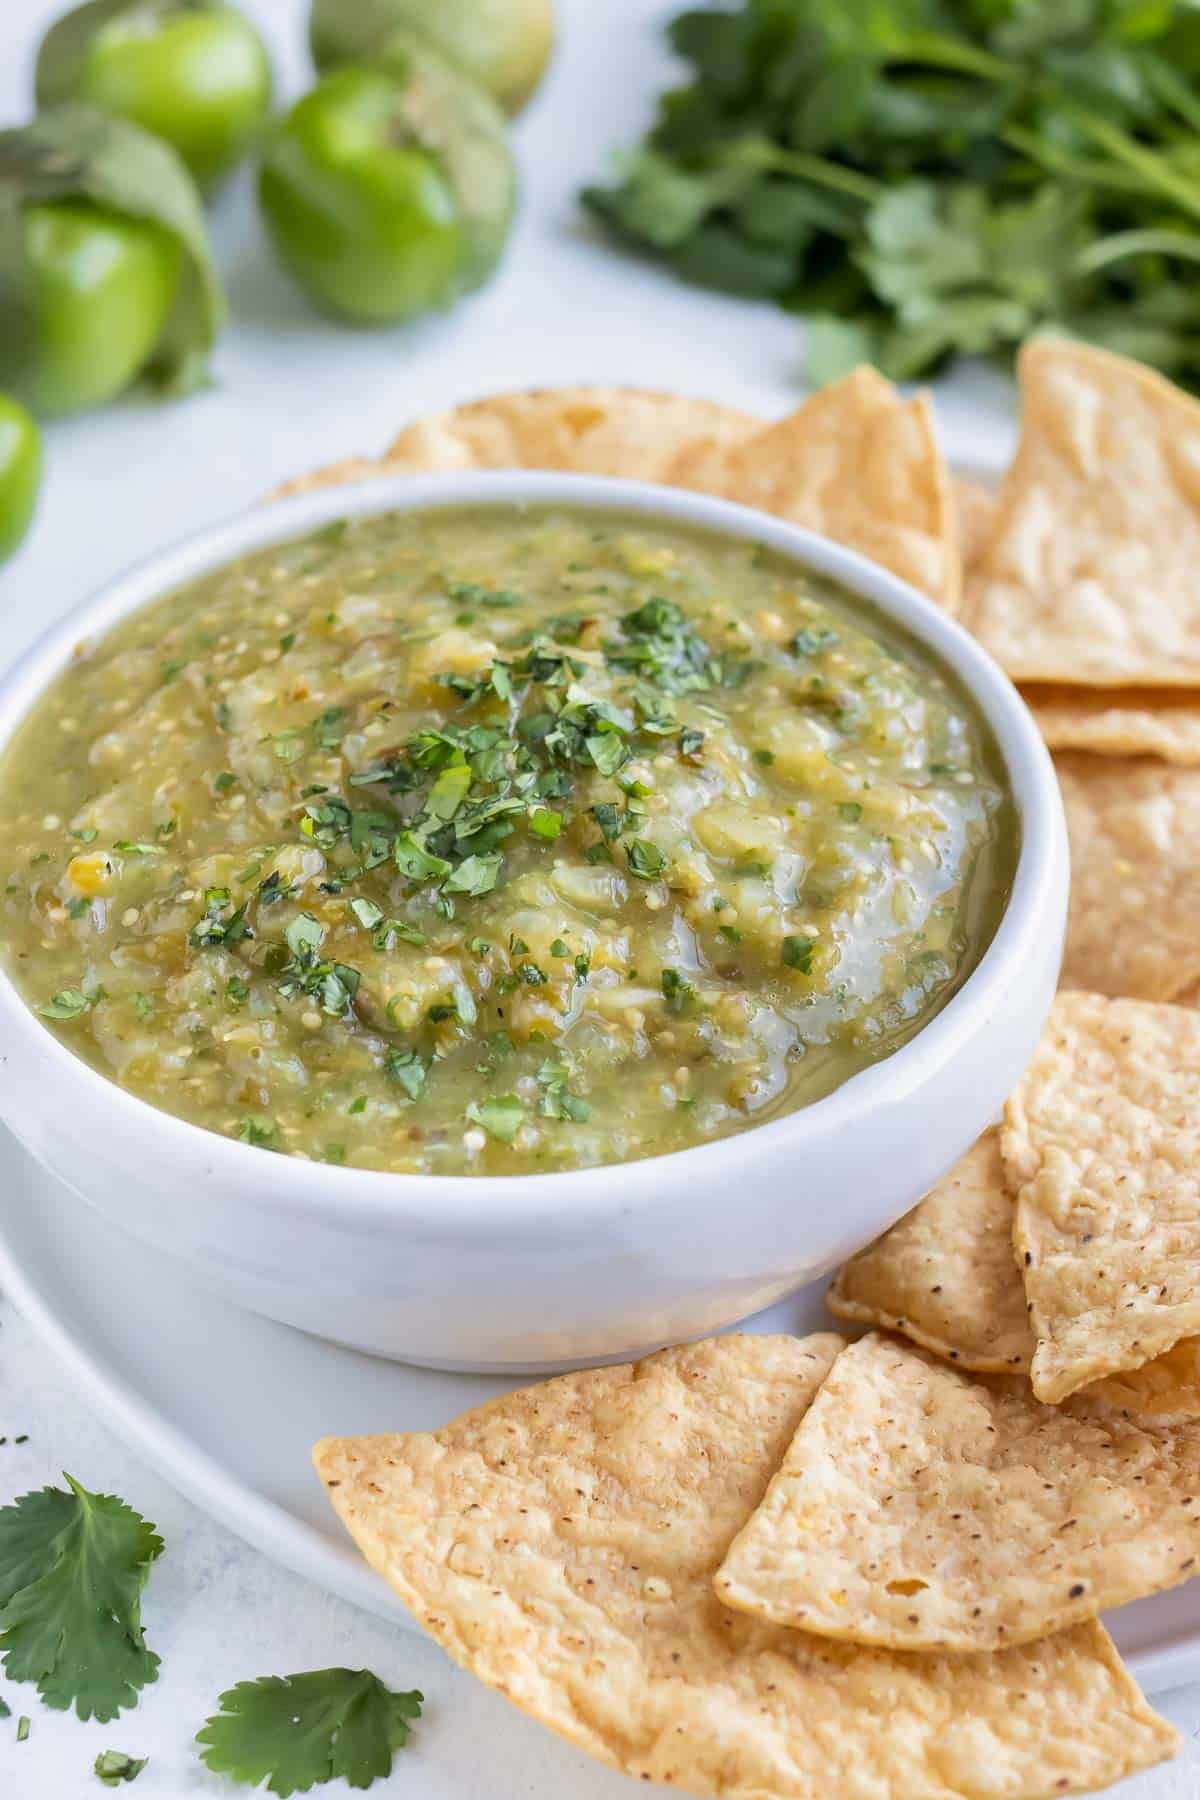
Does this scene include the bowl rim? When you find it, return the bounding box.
[0,468,1066,1224]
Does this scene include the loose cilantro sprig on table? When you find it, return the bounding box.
[196,1669,422,1796]
[584,0,1200,388]
[0,1476,162,1721]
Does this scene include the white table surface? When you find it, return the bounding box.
[1,0,1198,1793]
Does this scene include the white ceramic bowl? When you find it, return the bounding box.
[0,472,1068,1371]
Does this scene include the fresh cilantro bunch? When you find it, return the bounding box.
[584,0,1200,386]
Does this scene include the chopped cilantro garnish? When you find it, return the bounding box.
[160,658,187,683]
[113,841,164,857]
[839,801,863,823]
[225,976,250,1007]
[196,1669,422,1796]
[791,627,838,658]
[235,1116,276,1148]
[536,1059,591,1122]
[190,890,252,950]
[349,897,383,931]
[348,1096,367,1115]
[70,828,98,844]
[516,961,547,986]
[323,1144,346,1165]
[550,938,570,958]
[626,839,666,880]
[782,935,815,973]
[466,1093,524,1144]
[384,1048,426,1101]
[66,896,90,919]
[130,993,154,1023]
[213,772,237,793]
[40,988,93,1020]
[661,967,695,1011]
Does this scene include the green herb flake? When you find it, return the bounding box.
[196,1669,422,1796]
[782,935,815,974]
[0,1475,163,1720]
[94,1749,147,1785]
[17,1715,30,1742]
[466,1093,524,1144]
[39,988,93,1020]
[214,772,237,793]
[626,839,667,880]
[235,1116,276,1148]
[130,993,154,1023]
[839,801,863,822]
[350,897,383,931]
[384,1048,426,1102]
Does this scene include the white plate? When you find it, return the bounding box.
[2,1132,1200,1694]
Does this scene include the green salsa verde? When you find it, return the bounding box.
[0,506,1017,1174]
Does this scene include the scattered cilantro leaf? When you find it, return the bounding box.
[196,1668,422,1797]
[0,1476,163,1721]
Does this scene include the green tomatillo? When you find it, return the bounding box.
[35,0,273,192]
[258,49,515,326]
[0,107,224,416]
[309,0,554,116]
[0,396,42,565]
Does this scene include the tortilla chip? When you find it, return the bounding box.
[953,476,998,574]
[827,1129,1033,1372]
[270,386,760,500]
[715,1333,1200,1655]
[273,374,961,611]
[1057,751,1200,1001]
[1004,990,1200,1403]
[966,339,1200,685]
[383,385,761,482]
[1026,686,1200,764]
[677,369,960,611]
[827,1128,1200,1424]
[271,455,387,500]
[315,1333,1177,1799]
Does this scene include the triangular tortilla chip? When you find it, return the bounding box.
[1026,686,1200,763]
[827,1128,1200,1423]
[1004,991,1200,1403]
[315,1333,1177,1799]
[676,368,959,611]
[271,386,759,498]
[715,1334,1200,1654]
[382,384,760,482]
[1057,751,1200,1000]
[967,339,1200,684]
[827,1129,1033,1373]
[270,375,962,613]
[953,475,998,574]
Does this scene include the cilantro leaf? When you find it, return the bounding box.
[466,1094,524,1144]
[0,1477,163,1721]
[196,1669,422,1796]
